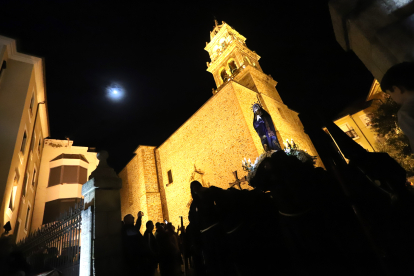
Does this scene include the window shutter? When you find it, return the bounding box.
[62,166,78,183]
[48,167,62,187]
[79,167,88,184]
[22,173,28,196]
[21,132,27,152]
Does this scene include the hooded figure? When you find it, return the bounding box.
[252,103,281,151]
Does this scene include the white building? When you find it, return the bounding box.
[0,35,49,242]
[0,35,99,242]
[31,139,99,231]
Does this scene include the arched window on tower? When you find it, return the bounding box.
[220,68,229,83]
[228,59,237,74]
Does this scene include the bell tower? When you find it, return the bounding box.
[205,21,283,103]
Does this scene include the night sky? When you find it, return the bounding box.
[1,0,373,172]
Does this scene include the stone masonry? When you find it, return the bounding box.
[119,146,163,232]
[119,22,323,229]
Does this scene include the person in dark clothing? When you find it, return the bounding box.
[122,211,149,276]
[187,194,205,276]
[155,223,181,276]
[154,222,162,239]
[381,62,414,152]
[143,220,158,276]
[163,223,182,276]
[189,181,232,276]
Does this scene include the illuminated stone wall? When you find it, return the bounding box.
[119,22,324,229]
[119,80,324,229]
[260,93,323,168]
[119,145,163,233]
[155,83,260,228]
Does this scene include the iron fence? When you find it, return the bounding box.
[17,200,83,276]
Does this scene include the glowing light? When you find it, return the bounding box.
[106,84,125,101]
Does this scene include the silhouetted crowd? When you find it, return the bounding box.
[122,146,414,276]
[122,211,185,276]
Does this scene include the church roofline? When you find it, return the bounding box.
[157,81,237,149]
[133,144,157,154]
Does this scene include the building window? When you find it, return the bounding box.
[30,133,36,153]
[8,189,15,210]
[20,131,28,153]
[167,170,173,184]
[38,136,42,154]
[339,123,359,139]
[220,68,228,82]
[29,93,35,114]
[32,168,37,187]
[24,205,31,230]
[359,113,373,127]
[43,198,82,224]
[228,60,237,74]
[48,165,88,187]
[9,169,20,210]
[22,172,29,197]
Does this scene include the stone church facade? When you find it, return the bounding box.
[119,21,323,229]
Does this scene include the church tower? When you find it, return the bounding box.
[119,21,323,230]
[205,20,282,103]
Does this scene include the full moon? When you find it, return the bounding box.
[106,84,124,101]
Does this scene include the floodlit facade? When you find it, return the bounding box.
[119,22,323,230]
[31,139,99,232]
[333,80,386,152]
[0,36,49,241]
[0,37,99,242]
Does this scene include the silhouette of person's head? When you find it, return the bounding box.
[3,221,11,234]
[165,223,174,233]
[190,181,202,198]
[146,220,154,232]
[382,62,414,104]
[124,214,134,226]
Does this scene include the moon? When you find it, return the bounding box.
[106,84,124,101]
